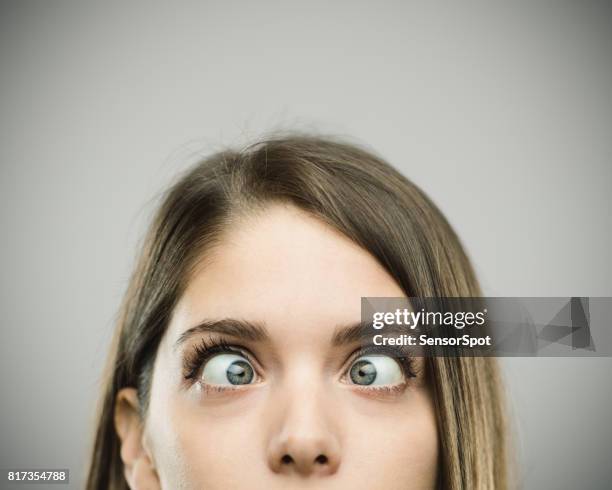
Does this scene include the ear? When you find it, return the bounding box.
[114,387,161,490]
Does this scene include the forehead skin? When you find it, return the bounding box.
[172,203,406,346]
[145,203,438,490]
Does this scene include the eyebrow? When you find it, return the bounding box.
[174,318,270,351]
[331,321,373,346]
[331,320,410,346]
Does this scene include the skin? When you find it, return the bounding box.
[115,203,439,489]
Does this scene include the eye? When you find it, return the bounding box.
[347,355,405,386]
[201,353,256,386]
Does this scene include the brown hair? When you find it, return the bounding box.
[85,133,508,489]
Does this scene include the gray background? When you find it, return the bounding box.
[1,1,611,489]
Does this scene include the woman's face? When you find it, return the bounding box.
[117,203,439,489]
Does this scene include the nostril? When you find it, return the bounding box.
[281,454,293,465]
[314,454,328,465]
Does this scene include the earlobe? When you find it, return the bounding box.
[115,387,161,489]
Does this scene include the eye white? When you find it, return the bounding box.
[201,353,255,385]
[348,355,404,386]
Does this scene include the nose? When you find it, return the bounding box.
[268,432,341,477]
[267,383,341,477]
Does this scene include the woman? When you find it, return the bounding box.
[86,134,509,489]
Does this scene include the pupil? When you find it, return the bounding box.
[226,360,254,385]
[350,359,377,385]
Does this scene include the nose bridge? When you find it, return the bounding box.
[266,362,341,477]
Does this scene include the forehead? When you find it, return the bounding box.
[169,203,405,338]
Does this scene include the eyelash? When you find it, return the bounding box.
[181,339,418,389]
[344,345,418,382]
[182,337,255,382]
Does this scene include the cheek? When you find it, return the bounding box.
[147,393,266,489]
[342,389,439,488]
